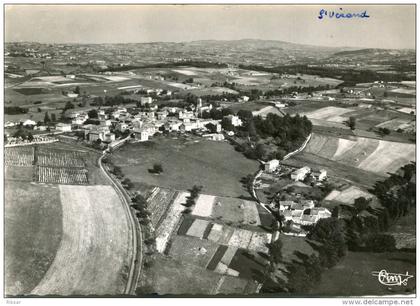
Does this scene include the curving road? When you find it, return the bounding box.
[98,153,143,295]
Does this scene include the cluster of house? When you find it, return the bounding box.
[263,161,331,234]
[291,166,327,183]
[265,162,327,183]
[6,96,245,147]
[279,199,332,226]
[60,97,235,144]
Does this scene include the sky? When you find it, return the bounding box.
[5,4,416,49]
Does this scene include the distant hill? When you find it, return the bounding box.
[332,48,415,57]
[329,48,415,65]
[5,39,415,67]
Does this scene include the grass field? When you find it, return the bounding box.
[5,181,62,296]
[178,217,272,254]
[387,210,416,250]
[111,135,259,197]
[168,235,220,268]
[31,185,132,295]
[191,194,269,228]
[304,106,354,123]
[142,255,257,295]
[324,186,373,204]
[309,251,416,296]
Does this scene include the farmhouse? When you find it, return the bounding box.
[103,133,116,143]
[85,126,110,142]
[139,111,155,121]
[156,110,168,120]
[55,123,72,132]
[140,96,153,106]
[265,159,279,172]
[112,108,129,120]
[133,123,156,138]
[99,119,112,127]
[22,119,36,127]
[202,133,225,141]
[131,119,143,129]
[116,122,129,132]
[180,122,200,132]
[71,113,88,125]
[291,166,311,181]
[67,93,79,98]
[133,128,149,142]
[4,121,16,128]
[164,120,182,132]
[312,169,327,181]
[65,110,84,119]
[88,131,105,142]
[278,200,297,211]
[98,110,107,120]
[178,110,196,121]
[224,115,243,127]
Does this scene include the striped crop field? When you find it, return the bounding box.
[303,133,415,176]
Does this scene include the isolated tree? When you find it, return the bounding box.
[132,194,147,209]
[379,127,391,136]
[349,116,356,130]
[44,112,51,124]
[237,109,253,121]
[268,239,283,264]
[331,206,339,218]
[184,185,203,207]
[112,165,123,178]
[354,197,370,214]
[74,86,81,95]
[153,163,163,174]
[122,178,134,190]
[64,101,75,111]
[88,109,98,119]
[247,120,258,137]
[51,113,57,122]
[205,123,217,133]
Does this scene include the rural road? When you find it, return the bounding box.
[98,153,143,295]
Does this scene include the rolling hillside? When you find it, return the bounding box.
[303,133,415,176]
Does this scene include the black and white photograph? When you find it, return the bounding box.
[2,2,417,302]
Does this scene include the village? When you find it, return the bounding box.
[3,4,416,299]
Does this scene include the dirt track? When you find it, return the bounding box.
[31,185,132,296]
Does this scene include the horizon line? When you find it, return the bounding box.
[4,38,415,51]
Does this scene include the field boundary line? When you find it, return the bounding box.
[98,154,143,295]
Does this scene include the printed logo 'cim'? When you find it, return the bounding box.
[371,270,414,286]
